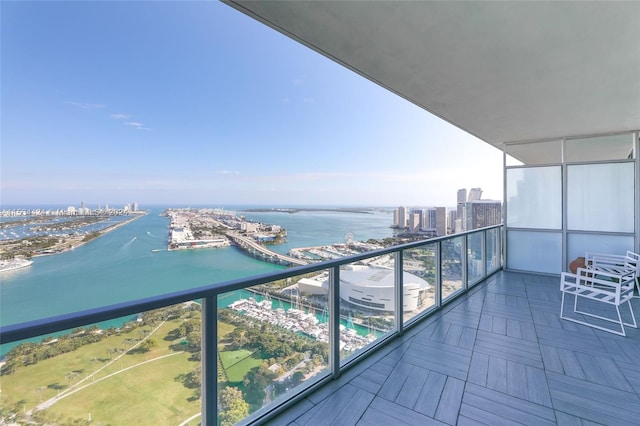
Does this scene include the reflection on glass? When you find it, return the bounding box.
[567,162,635,233]
[506,230,562,274]
[0,305,201,425]
[442,236,464,301]
[506,166,562,229]
[567,233,635,265]
[217,276,330,422]
[338,255,397,364]
[403,244,437,324]
[467,232,484,285]
[486,228,501,273]
[565,133,635,162]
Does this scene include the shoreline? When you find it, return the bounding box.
[239,207,377,214]
[18,214,146,259]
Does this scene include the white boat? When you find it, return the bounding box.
[0,257,34,273]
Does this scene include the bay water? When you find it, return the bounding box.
[0,206,394,355]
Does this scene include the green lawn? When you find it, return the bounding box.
[0,318,185,417]
[46,352,200,425]
[219,349,253,369]
[0,318,270,423]
[224,355,263,383]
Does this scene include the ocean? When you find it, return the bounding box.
[0,206,395,354]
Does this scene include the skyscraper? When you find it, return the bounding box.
[456,189,467,232]
[409,209,421,233]
[435,207,447,236]
[467,200,502,229]
[395,206,407,228]
[468,188,483,201]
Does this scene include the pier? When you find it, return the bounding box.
[228,233,308,267]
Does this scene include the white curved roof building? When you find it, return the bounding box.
[298,265,431,312]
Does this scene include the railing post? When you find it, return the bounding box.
[481,230,487,279]
[436,241,442,307]
[394,250,404,335]
[201,295,217,426]
[329,265,340,379]
[462,235,469,291]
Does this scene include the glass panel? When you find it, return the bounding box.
[467,232,484,286]
[506,230,562,274]
[505,140,562,165]
[567,233,635,269]
[339,256,396,365]
[565,133,635,162]
[506,166,562,229]
[442,236,464,301]
[218,275,330,421]
[0,305,201,425]
[402,243,437,324]
[486,227,501,274]
[567,162,635,232]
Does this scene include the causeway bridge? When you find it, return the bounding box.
[227,233,309,267]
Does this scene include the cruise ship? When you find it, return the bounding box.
[0,257,34,273]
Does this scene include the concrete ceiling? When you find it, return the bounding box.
[225,1,640,157]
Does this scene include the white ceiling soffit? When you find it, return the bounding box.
[225,1,640,151]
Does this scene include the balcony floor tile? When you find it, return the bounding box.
[272,271,640,425]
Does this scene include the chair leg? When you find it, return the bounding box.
[615,306,627,336]
[622,300,637,329]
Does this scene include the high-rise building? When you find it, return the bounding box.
[466,200,502,230]
[456,189,467,232]
[395,206,407,228]
[409,210,421,233]
[435,207,447,236]
[468,188,483,201]
[447,210,457,233]
[426,208,436,229]
[133,202,139,212]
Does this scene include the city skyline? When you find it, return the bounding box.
[1,2,503,208]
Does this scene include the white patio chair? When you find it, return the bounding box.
[560,267,637,336]
[586,251,640,297]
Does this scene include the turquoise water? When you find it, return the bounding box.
[0,207,394,354]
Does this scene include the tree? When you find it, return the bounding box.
[138,338,157,353]
[219,386,249,426]
[291,371,304,386]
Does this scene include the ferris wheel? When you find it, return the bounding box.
[344,232,354,245]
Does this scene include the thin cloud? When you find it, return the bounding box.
[126,122,144,127]
[66,101,105,110]
[111,113,131,120]
[215,170,240,175]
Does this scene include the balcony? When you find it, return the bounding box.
[1,226,502,425]
[271,270,640,425]
[3,224,640,425]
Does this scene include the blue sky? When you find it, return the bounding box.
[1,1,503,208]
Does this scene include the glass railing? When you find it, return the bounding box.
[0,225,502,425]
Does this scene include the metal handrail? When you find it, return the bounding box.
[0,224,503,426]
[0,224,501,344]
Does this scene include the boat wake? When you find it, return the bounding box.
[122,237,137,248]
